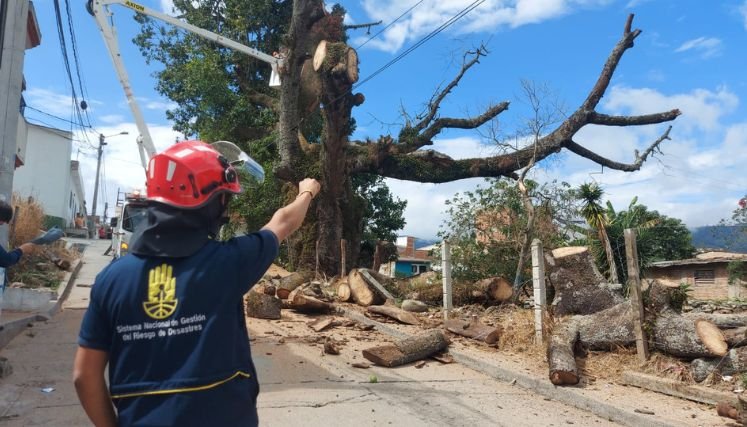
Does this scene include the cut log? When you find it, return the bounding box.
[691,346,747,382]
[244,292,282,320]
[473,277,513,302]
[684,313,747,329]
[345,47,358,83]
[547,317,581,385]
[362,329,449,368]
[655,314,727,358]
[544,246,624,316]
[277,272,312,299]
[443,319,501,344]
[348,268,387,306]
[336,281,351,302]
[288,287,334,314]
[723,326,747,347]
[367,305,419,325]
[401,299,429,313]
[548,284,728,385]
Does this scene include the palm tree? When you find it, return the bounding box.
[578,182,619,283]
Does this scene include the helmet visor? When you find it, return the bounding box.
[211,140,265,184]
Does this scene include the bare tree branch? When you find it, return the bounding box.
[564,125,672,172]
[412,46,488,134]
[418,102,510,145]
[581,13,641,111]
[589,110,681,126]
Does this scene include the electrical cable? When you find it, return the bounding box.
[355,0,424,50]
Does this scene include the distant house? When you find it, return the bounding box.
[380,236,435,278]
[647,252,747,300]
[12,123,86,228]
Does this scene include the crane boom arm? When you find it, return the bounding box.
[87,0,282,171]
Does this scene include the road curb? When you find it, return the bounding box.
[0,258,83,350]
[339,308,680,427]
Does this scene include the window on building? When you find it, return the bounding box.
[411,264,429,274]
[694,269,715,285]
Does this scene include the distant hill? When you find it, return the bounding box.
[691,225,747,252]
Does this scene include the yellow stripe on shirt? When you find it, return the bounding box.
[110,371,251,399]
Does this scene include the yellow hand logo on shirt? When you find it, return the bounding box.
[143,263,178,319]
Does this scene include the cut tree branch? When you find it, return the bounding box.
[589,110,681,126]
[417,102,510,146]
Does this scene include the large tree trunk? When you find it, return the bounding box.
[544,246,624,316]
[362,329,449,367]
[547,283,727,385]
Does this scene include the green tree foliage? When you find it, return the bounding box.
[577,188,695,287]
[133,0,290,140]
[353,174,407,267]
[438,178,578,283]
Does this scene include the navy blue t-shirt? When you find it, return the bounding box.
[78,230,279,427]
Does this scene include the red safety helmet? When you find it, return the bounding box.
[145,140,242,209]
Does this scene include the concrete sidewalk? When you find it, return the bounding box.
[0,239,111,425]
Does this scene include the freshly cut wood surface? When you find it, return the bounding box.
[367,305,419,325]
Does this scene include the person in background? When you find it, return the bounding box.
[73,140,320,427]
[0,201,35,268]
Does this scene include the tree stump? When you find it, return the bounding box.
[545,246,624,316]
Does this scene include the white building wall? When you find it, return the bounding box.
[12,123,74,225]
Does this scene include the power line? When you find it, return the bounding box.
[25,105,92,128]
[355,0,424,50]
[353,0,487,91]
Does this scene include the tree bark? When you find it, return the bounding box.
[683,313,747,329]
[443,319,501,345]
[691,346,747,382]
[367,305,420,325]
[362,329,449,367]
[244,292,282,320]
[547,286,728,385]
[544,247,624,316]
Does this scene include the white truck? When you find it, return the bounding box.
[88,0,276,257]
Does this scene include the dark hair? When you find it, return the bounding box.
[0,201,12,223]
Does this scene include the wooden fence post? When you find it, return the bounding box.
[531,238,546,344]
[624,228,650,362]
[340,239,347,277]
[442,240,453,320]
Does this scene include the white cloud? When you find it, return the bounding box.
[99,114,126,124]
[355,0,612,52]
[25,88,80,117]
[603,85,739,132]
[674,36,723,59]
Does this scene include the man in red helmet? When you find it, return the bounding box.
[73,141,320,426]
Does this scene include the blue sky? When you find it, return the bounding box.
[23,0,747,240]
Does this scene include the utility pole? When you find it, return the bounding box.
[0,0,32,246]
[89,131,127,238]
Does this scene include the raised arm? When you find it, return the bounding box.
[262,178,321,242]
